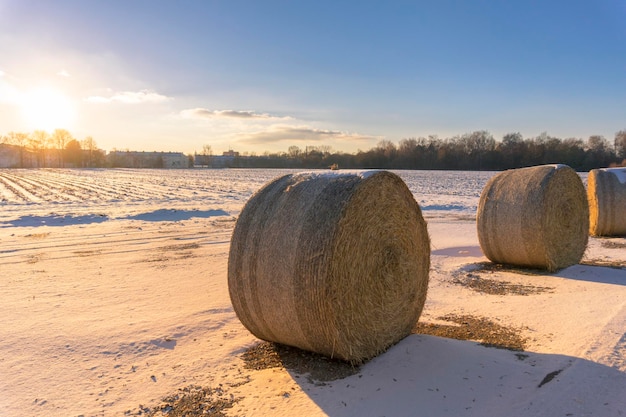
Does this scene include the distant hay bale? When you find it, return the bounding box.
[228,170,430,364]
[476,164,588,272]
[588,167,626,236]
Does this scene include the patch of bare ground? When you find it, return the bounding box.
[423,213,475,222]
[600,240,626,250]
[162,243,200,260]
[414,314,528,351]
[143,243,201,263]
[26,253,44,264]
[133,385,239,417]
[160,243,201,251]
[139,316,527,414]
[452,214,478,221]
[580,259,626,269]
[469,261,551,276]
[241,341,359,384]
[136,342,359,416]
[23,232,50,239]
[143,255,170,263]
[584,239,626,269]
[73,250,102,257]
[452,263,555,295]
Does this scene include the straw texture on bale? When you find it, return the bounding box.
[476,164,588,272]
[228,170,430,364]
[588,167,626,236]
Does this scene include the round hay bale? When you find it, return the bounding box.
[476,164,588,272]
[228,170,430,364]
[588,167,626,236]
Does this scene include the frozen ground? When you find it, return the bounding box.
[1,168,624,417]
[0,168,494,221]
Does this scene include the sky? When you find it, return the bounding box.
[1,0,625,155]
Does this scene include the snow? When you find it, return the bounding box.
[289,169,382,181]
[601,167,626,184]
[1,168,624,417]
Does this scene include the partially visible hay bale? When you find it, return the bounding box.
[228,171,430,364]
[588,167,626,236]
[477,164,588,272]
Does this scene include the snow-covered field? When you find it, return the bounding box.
[0,168,493,221]
[1,168,625,417]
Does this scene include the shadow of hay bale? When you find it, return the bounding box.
[241,341,359,384]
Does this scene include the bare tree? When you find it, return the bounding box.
[64,139,82,167]
[288,145,301,158]
[463,130,496,154]
[615,130,626,161]
[502,132,523,146]
[81,136,98,167]
[52,129,73,167]
[198,144,213,167]
[317,145,333,155]
[585,135,615,168]
[30,130,49,167]
[375,139,396,159]
[5,131,30,167]
[587,135,610,153]
[398,138,418,155]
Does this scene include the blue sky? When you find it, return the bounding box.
[1,0,625,154]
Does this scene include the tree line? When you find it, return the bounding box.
[229,130,626,171]
[1,129,105,168]
[3,129,625,171]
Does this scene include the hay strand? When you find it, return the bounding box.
[228,171,430,363]
[476,164,588,272]
[588,167,626,236]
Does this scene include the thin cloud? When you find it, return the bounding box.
[238,125,379,144]
[57,70,70,77]
[86,89,170,104]
[180,108,290,120]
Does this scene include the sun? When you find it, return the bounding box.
[19,88,76,132]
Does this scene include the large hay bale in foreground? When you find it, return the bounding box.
[228,171,430,363]
[477,164,588,272]
[588,167,626,236]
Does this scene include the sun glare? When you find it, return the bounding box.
[20,88,76,132]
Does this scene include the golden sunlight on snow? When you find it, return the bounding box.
[1,169,625,416]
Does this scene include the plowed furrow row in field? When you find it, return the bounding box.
[67,171,175,201]
[1,170,172,203]
[2,173,82,202]
[23,172,124,202]
[0,178,25,202]
[0,174,44,203]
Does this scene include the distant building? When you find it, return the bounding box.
[210,155,236,167]
[0,144,39,168]
[0,144,21,168]
[162,152,190,168]
[213,150,240,167]
[222,150,239,157]
[194,149,240,168]
[194,153,211,167]
[107,151,189,169]
[1,145,189,169]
